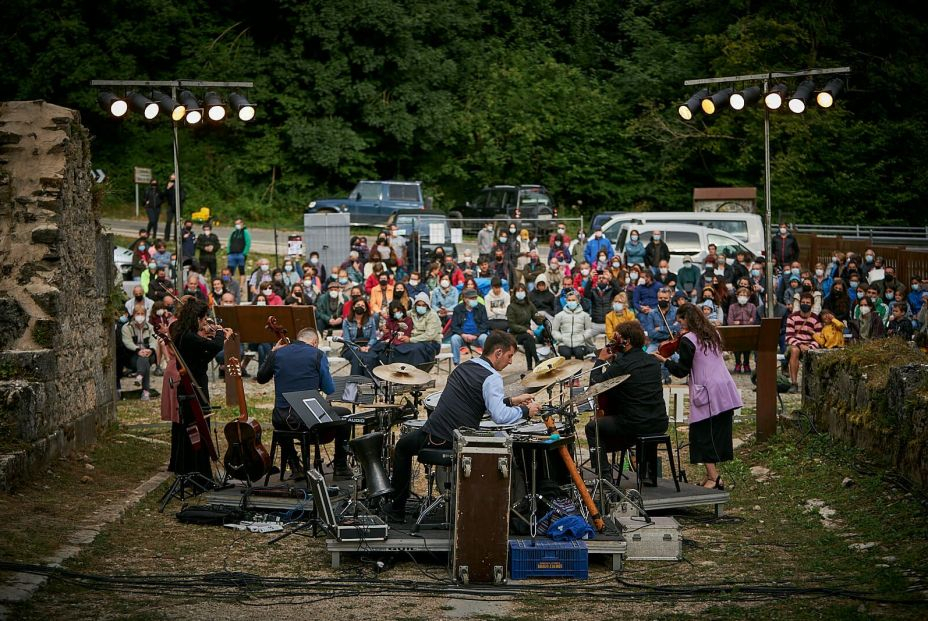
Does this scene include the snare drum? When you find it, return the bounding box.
[401,418,427,435]
[423,391,442,416]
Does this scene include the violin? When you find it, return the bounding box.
[265,315,290,347]
[658,334,683,358]
[222,356,271,481]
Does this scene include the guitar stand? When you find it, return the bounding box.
[159,472,217,512]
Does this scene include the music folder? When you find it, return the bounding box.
[282,390,345,430]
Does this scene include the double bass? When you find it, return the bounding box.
[222,356,271,481]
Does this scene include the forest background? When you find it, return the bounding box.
[1,0,925,227]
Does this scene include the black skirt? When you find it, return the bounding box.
[689,409,734,464]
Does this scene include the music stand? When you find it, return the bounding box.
[282,390,349,473]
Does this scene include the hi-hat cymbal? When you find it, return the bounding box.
[373,363,432,386]
[521,359,586,389]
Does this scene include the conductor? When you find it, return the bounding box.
[586,321,668,477]
[256,327,352,479]
[386,330,541,521]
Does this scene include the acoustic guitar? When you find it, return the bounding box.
[222,356,271,481]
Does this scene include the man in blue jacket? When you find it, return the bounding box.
[583,227,615,265]
[449,289,489,365]
[639,287,680,383]
[632,269,662,320]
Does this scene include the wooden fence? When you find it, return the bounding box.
[794,233,928,285]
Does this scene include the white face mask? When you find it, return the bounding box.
[714,268,725,276]
[859,305,871,316]
[440,279,450,289]
[134,314,146,324]
[156,309,165,316]
[613,302,624,312]
[235,223,243,230]
[256,300,267,306]
[328,290,339,298]
[737,296,749,305]
[310,257,319,265]
[303,279,312,287]
[581,269,590,276]
[653,235,661,241]
[629,272,639,281]
[611,261,620,268]
[263,288,272,296]
[815,269,824,277]
[260,264,269,272]
[409,279,419,286]
[637,278,646,286]
[659,267,668,274]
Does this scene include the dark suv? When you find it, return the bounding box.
[306,180,425,225]
[459,185,557,225]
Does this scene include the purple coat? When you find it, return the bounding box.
[685,332,743,423]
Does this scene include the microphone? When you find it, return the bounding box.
[331,336,360,348]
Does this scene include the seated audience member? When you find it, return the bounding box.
[785,292,822,393]
[727,287,759,373]
[485,277,511,331]
[886,303,914,340]
[856,285,888,323]
[316,280,345,335]
[430,274,459,321]
[341,285,364,318]
[813,308,846,349]
[392,282,411,311]
[126,285,154,318]
[585,269,617,338]
[849,295,886,342]
[407,293,442,362]
[285,283,311,305]
[341,298,379,376]
[507,283,541,371]
[552,290,592,360]
[822,278,852,322]
[632,269,661,320]
[121,303,157,401]
[529,275,557,320]
[521,250,545,288]
[450,289,490,365]
[605,291,636,342]
[369,271,395,313]
[406,271,428,300]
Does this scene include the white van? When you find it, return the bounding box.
[601,211,765,254]
[615,223,757,274]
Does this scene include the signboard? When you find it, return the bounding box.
[134,167,152,184]
[450,228,463,244]
[287,235,304,257]
[429,223,446,244]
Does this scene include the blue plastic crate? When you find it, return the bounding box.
[509,539,588,580]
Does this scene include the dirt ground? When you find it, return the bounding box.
[2,350,927,620]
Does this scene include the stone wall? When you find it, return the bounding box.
[0,100,116,490]
[802,340,928,490]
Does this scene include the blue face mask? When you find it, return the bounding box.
[751,269,760,277]
[515,291,526,300]
[338,277,348,284]
[415,305,428,315]
[849,281,859,289]
[468,299,478,309]
[566,301,579,310]
[393,311,404,320]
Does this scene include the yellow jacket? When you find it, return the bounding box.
[605,308,637,341]
[813,318,846,349]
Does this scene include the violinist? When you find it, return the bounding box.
[640,287,680,384]
[168,297,233,480]
[587,321,667,479]
[652,303,741,490]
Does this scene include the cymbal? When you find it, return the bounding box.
[373,363,432,386]
[564,374,630,409]
[521,359,586,389]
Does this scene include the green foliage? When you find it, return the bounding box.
[1,0,926,225]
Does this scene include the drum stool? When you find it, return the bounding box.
[412,447,453,533]
[618,434,681,493]
[263,427,341,485]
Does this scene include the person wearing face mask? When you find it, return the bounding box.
[640,287,680,383]
[477,222,496,257]
[207,278,226,308]
[529,275,557,320]
[246,259,272,301]
[727,287,759,374]
[340,299,379,375]
[552,291,593,360]
[632,270,662,320]
[314,281,345,336]
[521,249,545,289]
[458,249,478,275]
[822,278,852,322]
[572,261,594,296]
[654,259,677,289]
[278,261,299,289]
[772,222,800,267]
[507,284,541,370]
[392,283,411,311]
[484,276,511,332]
[378,300,414,354]
[226,218,252,291]
[730,250,750,283]
[548,223,572,248]
[284,284,309,306]
[545,258,565,295]
[908,276,925,315]
[407,293,442,362]
[386,331,540,521]
[585,270,618,337]
[403,271,426,300]
[151,241,172,271]
[441,256,465,287]
[583,226,615,266]
[605,291,636,342]
[781,274,803,307]
[784,292,822,392]
[121,302,157,401]
[857,286,889,323]
[849,296,885,342]
[547,234,572,267]
[623,229,647,267]
[810,262,833,298]
[643,230,669,275]
[696,258,720,293]
[125,284,154,319]
[450,289,490,365]
[812,308,847,349]
[430,274,459,321]
[308,251,328,282]
[369,272,395,314]
[514,228,535,273]
[193,225,220,279]
[677,257,700,300]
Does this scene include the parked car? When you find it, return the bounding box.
[306,180,426,225]
[384,210,457,272]
[602,211,765,254]
[456,185,557,232]
[613,222,756,273]
[590,211,624,235]
[113,245,135,283]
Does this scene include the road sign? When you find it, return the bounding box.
[93,169,106,184]
[134,167,152,184]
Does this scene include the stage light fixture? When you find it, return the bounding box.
[701,88,734,115]
[764,83,788,110]
[229,93,256,122]
[128,92,159,120]
[816,78,844,108]
[98,92,128,117]
[178,90,202,124]
[678,89,709,120]
[153,91,186,122]
[788,80,815,113]
[730,86,761,111]
[204,92,226,121]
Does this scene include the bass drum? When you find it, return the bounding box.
[423,391,442,416]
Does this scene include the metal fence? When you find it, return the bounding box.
[793,224,928,245]
[445,216,585,239]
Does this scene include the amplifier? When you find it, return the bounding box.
[617,516,683,561]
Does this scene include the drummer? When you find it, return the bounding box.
[386,330,541,521]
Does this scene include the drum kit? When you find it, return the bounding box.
[340,356,641,532]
